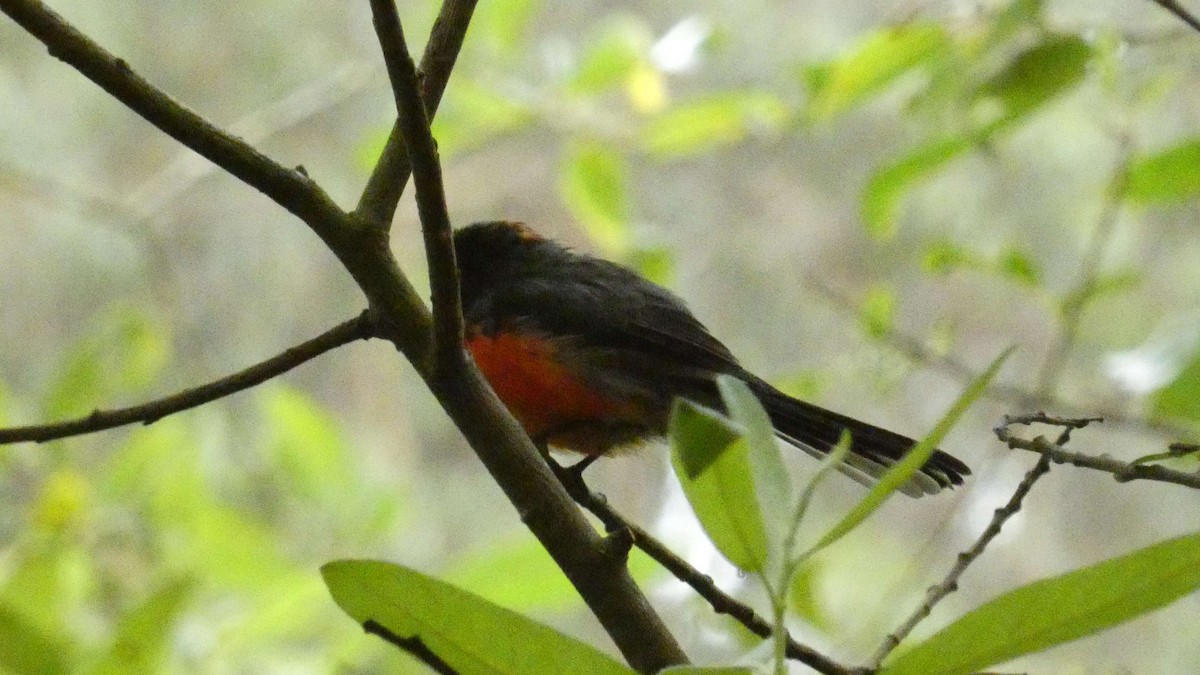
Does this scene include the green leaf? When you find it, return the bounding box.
[0,601,71,675]
[669,400,769,573]
[641,92,788,158]
[860,285,896,338]
[921,240,972,275]
[717,377,792,573]
[973,34,1092,130]
[322,560,632,675]
[560,141,631,256]
[810,347,1012,555]
[861,136,973,238]
[788,559,831,632]
[1125,139,1200,203]
[998,245,1041,287]
[90,578,194,675]
[628,246,675,286]
[262,385,355,500]
[804,23,950,121]
[880,531,1200,675]
[1151,351,1200,424]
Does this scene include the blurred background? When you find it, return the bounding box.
[3,0,1200,672]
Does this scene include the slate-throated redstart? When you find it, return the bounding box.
[454,221,969,496]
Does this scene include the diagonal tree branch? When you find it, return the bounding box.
[549,461,855,675]
[0,313,373,445]
[2,2,688,669]
[0,0,435,361]
[365,1,687,670]
[363,620,458,674]
[369,0,464,370]
[1149,0,1200,33]
[871,454,1052,667]
[356,0,477,229]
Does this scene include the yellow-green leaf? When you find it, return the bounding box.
[881,531,1200,675]
[805,23,950,121]
[669,400,768,573]
[322,560,632,675]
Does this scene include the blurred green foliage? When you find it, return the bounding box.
[7,0,1200,671]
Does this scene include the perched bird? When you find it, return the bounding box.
[453,221,968,496]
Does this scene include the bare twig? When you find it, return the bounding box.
[0,313,373,445]
[996,414,1200,490]
[356,0,478,229]
[369,0,464,368]
[363,620,458,674]
[871,417,1095,667]
[1149,0,1200,33]
[872,458,1048,665]
[549,460,857,675]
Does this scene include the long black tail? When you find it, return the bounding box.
[747,378,970,497]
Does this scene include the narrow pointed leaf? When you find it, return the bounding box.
[810,347,1012,555]
[881,531,1200,675]
[322,560,631,675]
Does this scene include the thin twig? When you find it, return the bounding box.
[549,460,858,675]
[0,314,373,445]
[871,417,1095,667]
[1150,0,1200,33]
[368,0,464,368]
[871,456,1050,666]
[356,0,478,229]
[996,414,1200,490]
[363,620,458,674]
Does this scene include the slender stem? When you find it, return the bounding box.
[356,0,478,230]
[0,314,372,444]
[368,0,464,370]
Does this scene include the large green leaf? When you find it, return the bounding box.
[804,23,950,121]
[1125,139,1200,203]
[810,348,1011,555]
[881,531,1200,675]
[669,400,768,573]
[322,560,632,675]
